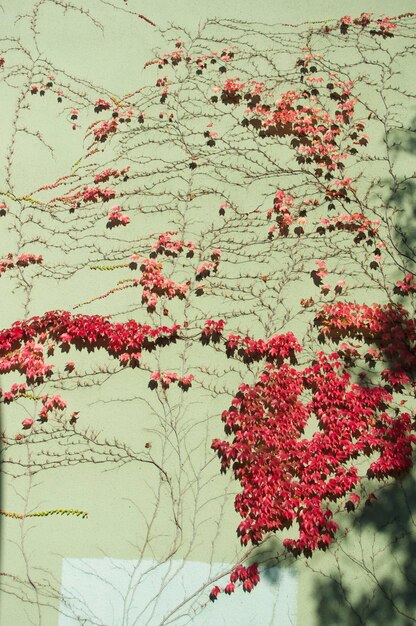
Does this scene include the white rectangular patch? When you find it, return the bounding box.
[59,558,297,625]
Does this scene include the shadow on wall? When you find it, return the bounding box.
[311,116,416,626]
[312,469,416,626]
[387,114,416,271]
[366,112,415,380]
[250,535,297,585]
[314,114,416,391]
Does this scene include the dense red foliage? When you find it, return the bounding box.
[0,311,180,426]
[212,348,414,557]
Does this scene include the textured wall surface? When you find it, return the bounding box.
[1,2,415,625]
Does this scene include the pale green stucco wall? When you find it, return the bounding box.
[1,1,415,624]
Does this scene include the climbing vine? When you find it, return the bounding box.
[0,4,415,623]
